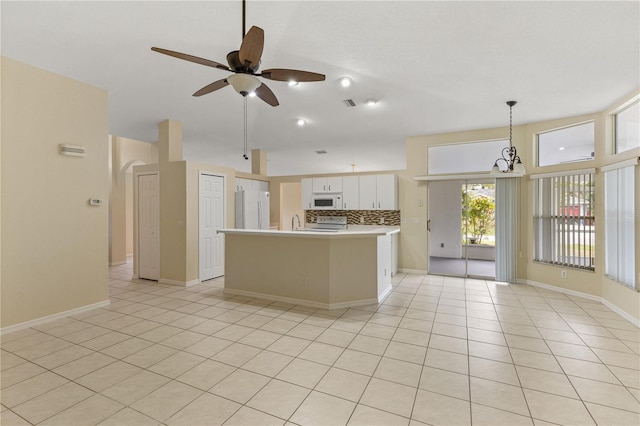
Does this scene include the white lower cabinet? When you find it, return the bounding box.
[391,232,398,276]
[377,234,392,297]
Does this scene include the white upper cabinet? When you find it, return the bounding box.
[312,177,342,193]
[342,176,359,210]
[301,174,396,211]
[301,178,313,210]
[358,174,398,210]
[236,178,269,192]
[359,175,377,210]
[376,174,398,210]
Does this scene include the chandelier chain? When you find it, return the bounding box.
[509,103,513,147]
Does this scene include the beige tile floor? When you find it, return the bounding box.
[1,262,639,425]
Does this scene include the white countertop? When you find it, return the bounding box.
[218,225,400,237]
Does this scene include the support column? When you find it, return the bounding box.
[251,149,267,176]
[159,119,183,164]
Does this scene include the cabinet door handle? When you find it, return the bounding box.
[372,202,375,209]
[344,203,346,209]
[378,202,381,209]
[309,202,311,208]
[427,219,431,232]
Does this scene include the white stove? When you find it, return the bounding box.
[307,216,348,232]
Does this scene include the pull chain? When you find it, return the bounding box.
[243,97,248,160]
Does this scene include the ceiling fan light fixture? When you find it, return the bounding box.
[365,98,378,106]
[297,119,306,126]
[227,73,261,96]
[339,77,352,88]
[288,80,299,87]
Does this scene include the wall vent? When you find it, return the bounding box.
[343,99,357,107]
[315,150,328,155]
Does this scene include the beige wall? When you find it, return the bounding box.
[1,57,109,328]
[279,182,303,230]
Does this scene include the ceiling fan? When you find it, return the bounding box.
[151,0,325,106]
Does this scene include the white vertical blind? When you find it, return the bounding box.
[533,172,595,269]
[495,178,518,282]
[605,166,636,288]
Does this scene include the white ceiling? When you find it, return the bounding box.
[2,1,638,176]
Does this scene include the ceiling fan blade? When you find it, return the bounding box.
[254,83,279,107]
[238,26,264,68]
[151,47,230,71]
[193,79,229,97]
[260,68,325,83]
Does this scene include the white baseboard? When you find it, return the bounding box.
[159,278,201,287]
[378,284,393,302]
[398,268,429,274]
[109,261,127,267]
[223,288,379,310]
[519,279,640,328]
[1,300,111,336]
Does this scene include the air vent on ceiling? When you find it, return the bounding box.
[315,150,327,155]
[343,99,357,107]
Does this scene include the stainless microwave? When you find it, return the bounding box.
[312,193,343,210]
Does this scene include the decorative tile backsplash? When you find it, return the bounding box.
[306,210,400,226]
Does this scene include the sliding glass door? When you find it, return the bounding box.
[428,179,496,279]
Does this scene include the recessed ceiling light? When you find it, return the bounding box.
[365,98,378,106]
[559,146,565,151]
[288,80,299,87]
[297,119,306,126]
[339,77,352,88]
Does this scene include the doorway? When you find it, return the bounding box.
[428,179,496,279]
[199,173,225,281]
[138,173,160,280]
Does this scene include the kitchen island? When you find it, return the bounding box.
[217,226,400,309]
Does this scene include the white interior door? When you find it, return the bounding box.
[138,173,159,280]
[200,174,225,281]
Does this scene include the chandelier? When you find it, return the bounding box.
[491,101,525,175]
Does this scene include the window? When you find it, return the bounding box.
[533,170,595,270]
[538,122,595,167]
[428,139,508,174]
[604,162,637,289]
[615,99,640,154]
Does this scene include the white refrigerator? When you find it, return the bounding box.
[235,190,270,229]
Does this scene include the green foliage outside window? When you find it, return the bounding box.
[462,191,495,245]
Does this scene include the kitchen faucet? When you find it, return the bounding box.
[291,214,301,231]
